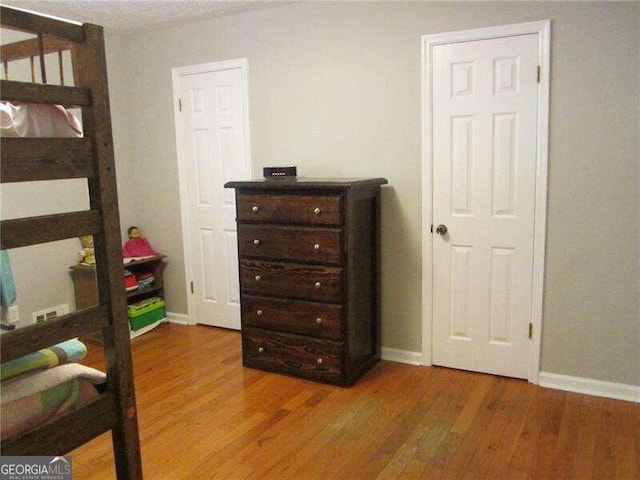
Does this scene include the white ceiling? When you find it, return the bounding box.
[4,1,290,35]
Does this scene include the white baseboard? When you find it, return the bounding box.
[381,347,423,366]
[539,371,640,403]
[165,311,192,325]
[378,353,640,403]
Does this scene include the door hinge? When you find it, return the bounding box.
[190,281,194,294]
[178,98,183,111]
[430,224,433,233]
[536,65,541,83]
[528,322,533,339]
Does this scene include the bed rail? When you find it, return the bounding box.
[0,6,85,42]
[1,79,91,105]
[1,211,102,249]
[1,137,96,182]
[0,306,109,364]
[1,35,76,63]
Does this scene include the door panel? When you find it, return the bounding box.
[179,64,249,329]
[432,34,539,379]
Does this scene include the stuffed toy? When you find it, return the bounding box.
[78,235,95,265]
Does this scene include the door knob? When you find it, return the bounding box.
[435,224,448,236]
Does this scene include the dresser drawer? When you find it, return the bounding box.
[237,193,342,226]
[238,224,342,265]
[242,295,343,340]
[243,328,343,383]
[240,260,342,303]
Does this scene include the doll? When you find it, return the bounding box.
[78,235,95,265]
[122,226,160,259]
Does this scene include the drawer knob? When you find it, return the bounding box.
[252,206,259,213]
[313,243,320,251]
[314,207,321,215]
[257,309,263,316]
[255,275,261,282]
[253,239,261,246]
[258,347,264,354]
[315,317,322,325]
[314,281,321,289]
[316,358,323,365]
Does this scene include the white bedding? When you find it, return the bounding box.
[0,101,82,138]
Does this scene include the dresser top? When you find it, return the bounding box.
[225,177,388,190]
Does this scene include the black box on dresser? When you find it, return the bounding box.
[224,177,387,387]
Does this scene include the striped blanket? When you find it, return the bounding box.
[0,340,105,440]
[1,339,87,382]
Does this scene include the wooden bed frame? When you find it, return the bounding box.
[0,6,142,478]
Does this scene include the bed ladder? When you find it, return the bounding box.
[0,7,142,479]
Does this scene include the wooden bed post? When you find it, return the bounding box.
[71,24,143,480]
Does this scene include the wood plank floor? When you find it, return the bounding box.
[71,323,639,479]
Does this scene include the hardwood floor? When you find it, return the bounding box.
[72,323,639,479]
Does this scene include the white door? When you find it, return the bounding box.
[173,60,250,329]
[431,34,540,379]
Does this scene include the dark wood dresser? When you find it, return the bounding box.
[225,178,387,386]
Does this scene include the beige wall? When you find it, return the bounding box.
[106,34,138,239]
[105,1,639,385]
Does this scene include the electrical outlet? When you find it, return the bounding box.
[32,304,69,324]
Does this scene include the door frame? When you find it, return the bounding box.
[420,21,550,383]
[171,58,252,326]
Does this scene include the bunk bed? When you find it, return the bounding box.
[0,6,142,478]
